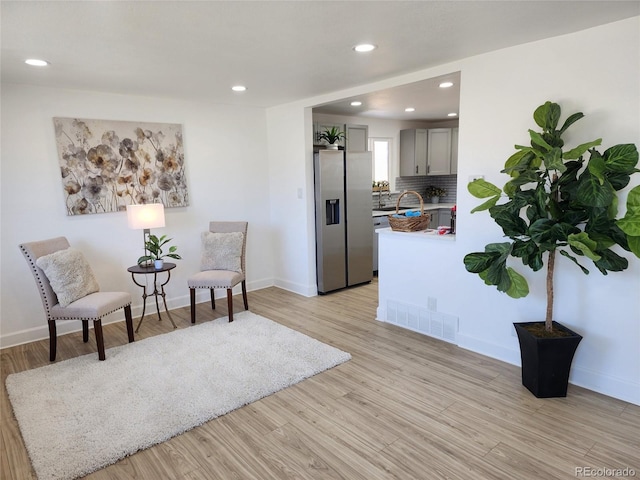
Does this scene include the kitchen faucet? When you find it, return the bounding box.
[378,189,391,209]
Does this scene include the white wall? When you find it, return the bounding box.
[267,17,640,404]
[2,17,638,403]
[265,104,317,296]
[454,18,640,404]
[1,84,275,347]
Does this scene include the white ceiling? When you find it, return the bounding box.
[312,71,461,121]
[2,1,638,121]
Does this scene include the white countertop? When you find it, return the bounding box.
[377,226,456,239]
[372,203,455,217]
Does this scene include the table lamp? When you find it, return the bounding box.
[126,203,165,266]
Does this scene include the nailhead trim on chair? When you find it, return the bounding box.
[20,243,132,321]
[50,302,133,321]
[20,238,136,362]
[19,244,55,317]
[188,283,238,289]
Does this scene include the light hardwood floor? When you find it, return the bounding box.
[2,281,639,479]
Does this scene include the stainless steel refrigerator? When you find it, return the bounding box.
[314,150,373,294]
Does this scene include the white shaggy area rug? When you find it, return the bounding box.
[6,311,351,480]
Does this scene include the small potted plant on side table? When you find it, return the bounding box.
[425,186,446,204]
[138,234,182,269]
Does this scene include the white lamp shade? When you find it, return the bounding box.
[126,203,166,230]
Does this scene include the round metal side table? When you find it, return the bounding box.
[127,262,178,333]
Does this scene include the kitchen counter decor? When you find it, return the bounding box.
[388,191,430,232]
[425,185,446,203]
[372,181,390,192]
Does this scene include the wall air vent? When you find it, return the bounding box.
[385,300,458,344]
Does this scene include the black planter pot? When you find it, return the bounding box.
[513,321,583,398]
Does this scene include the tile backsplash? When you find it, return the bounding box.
[372,175,457,208]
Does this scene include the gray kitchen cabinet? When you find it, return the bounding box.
[427,210,439,228]
[439,208,452,229]
[450,127,459,173]
[373,215,390,272]
[346,124,368,151]
[400,129,428,176]
[427,128,452,175]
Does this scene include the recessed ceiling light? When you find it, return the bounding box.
[350,101,362,106]
[354,44,376,53]
[231,85,247,92]
[25,59,49,67]
[405,107,415,112]
[448,112,458,117]
[439,82,454,88]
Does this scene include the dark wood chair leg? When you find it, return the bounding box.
[241,280,248,310]
[94,319,105,361]
[227,288,234,322]
[210,289,216,310]
[82,320,89,342]
[124,305,135,342]
[48,320,57,362]
[190,288,196,324]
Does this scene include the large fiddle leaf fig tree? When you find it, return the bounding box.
[464,101,640,333]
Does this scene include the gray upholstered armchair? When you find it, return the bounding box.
[188,221,248,323]
[19,236,134,361]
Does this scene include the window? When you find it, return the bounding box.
[370,137,391,185]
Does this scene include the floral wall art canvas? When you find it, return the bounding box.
[52,117,188,215]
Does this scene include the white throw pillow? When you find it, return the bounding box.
[36,248,100,307]
[201,231,243,273]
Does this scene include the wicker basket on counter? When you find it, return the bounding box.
[388,191,430,232]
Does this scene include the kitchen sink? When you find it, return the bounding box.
[376,205,420,211]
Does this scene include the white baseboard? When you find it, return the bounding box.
[456,332,640,406]
[273,277,316,297]
[7,285,637,406]
[0,315,129,349]
[379,307,640,406]
[456,332,521,366]
[570,366,640,406]
[0,278,275,349]
[173,277,274,310]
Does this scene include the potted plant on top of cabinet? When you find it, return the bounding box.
[463,100,640,398]
[318,126,346,150]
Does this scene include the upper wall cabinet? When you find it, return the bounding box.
[427,128,452,175]
[400,127,459,176]
[345,124,368,151]
[450,127,459,174]
[399,129,428,176]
